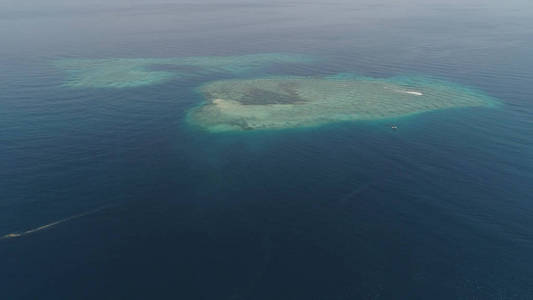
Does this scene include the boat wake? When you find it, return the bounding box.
[0,205,113,241]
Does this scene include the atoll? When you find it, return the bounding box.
[187,75,498,131]
[54,54,313,88]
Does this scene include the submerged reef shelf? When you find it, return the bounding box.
[54,53,313,88]
[187,75,499,132]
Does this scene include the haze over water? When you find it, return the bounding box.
[1,0,533,299]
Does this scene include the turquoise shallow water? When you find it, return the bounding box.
[186,74,499,131]
[54,53,315,88]
[1,0,533,299]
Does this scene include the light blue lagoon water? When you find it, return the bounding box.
[1,0,533,299]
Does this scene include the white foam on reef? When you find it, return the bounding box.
[54,54,313,88]
[187,75,498,132]
[398,90,423,96]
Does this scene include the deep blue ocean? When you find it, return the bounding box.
[1,0,533,299]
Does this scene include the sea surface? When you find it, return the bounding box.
[1,0,533,299]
